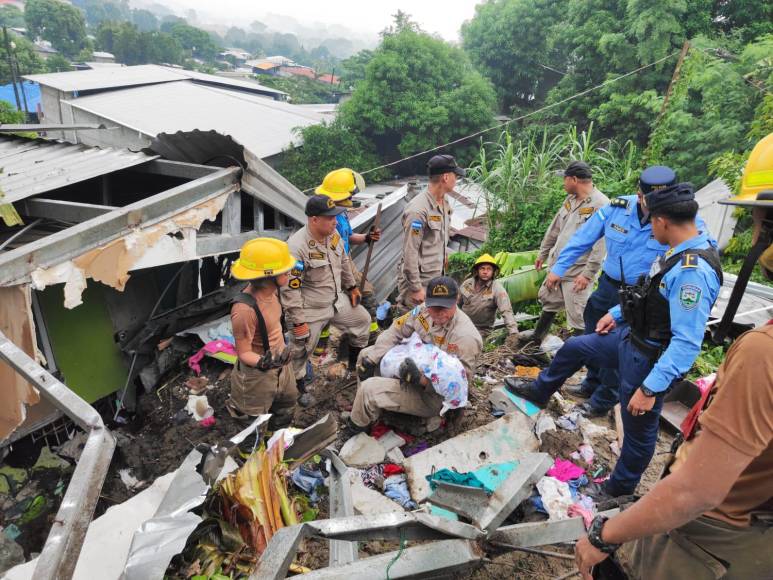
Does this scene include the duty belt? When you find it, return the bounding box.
[629,331,667,362]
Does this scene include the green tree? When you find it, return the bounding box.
[461,0,564,114]
[96,21,183,66]
[25,0,88,58]
[45,53,73,73]
[131,9,158,32]
[167,22,219,61]
[0,99,24,123]
[339,49,373,88]
[339,15,496,170]
[0,5,25,28]
[0,36,46,85]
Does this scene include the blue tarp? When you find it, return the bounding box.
[0,81,41,113]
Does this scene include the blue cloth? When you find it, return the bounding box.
[291,467,325,503]
[551,195,715,284]
[336,212,353,254]
[581,273,622,411]
[0,81,41,113]
[384,474,418,510]
[608,232,721,393]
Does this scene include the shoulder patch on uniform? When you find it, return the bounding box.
[330,232,341,250]
[428,215,442,222]
[289,278,302,289]
[579,207,595,215]
[597,207,607,221]
[610,198,629,208]
[410,219,423,230]
[563,200,571,211]
[681,253,699,268]
[309,251,325,259]
[611,223,628,234]
[417,314,430,332]
[679,284,701,310]
[433,335,445,346]
[395,312,410,327]
[308,239,316,248]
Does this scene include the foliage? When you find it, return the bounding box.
[0,100,24,124]
[338,49,374,88]
[468,125,641,253]
[166,22,220,61]
[0,5,25,27]
[338,16,496,172]
[276,121,387,192]
[256,75,338,104]
[461,0,564,114]
[446,251,482,284]
[72,0,130,28]
[96,21,183,65]
[688,343,727,380]
[0,35,46,84]
[131,9,158,33]
[25,0,89,58]
[45,54,73,73]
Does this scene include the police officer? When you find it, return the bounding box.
[316,168,382,313]
[506,182,722,499]
[228,238,298,427]
[349,276,482,432]
[281,195,372,403]
[546,166,714,417]
[531,161,609,341]
[396,155,463,310]
[459,253,519,343]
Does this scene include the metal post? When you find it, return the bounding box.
[0,329,116,580]
[2,27,21,111]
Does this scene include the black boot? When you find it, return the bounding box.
[348,346,363,372]
[504,376,551,407]
[530,311,557,344]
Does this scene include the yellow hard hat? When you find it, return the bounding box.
[315,168,366,202]
[473,253,499,271]
[722,132,773,207]
[231,237,297,281]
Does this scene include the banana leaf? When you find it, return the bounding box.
[494,250,540,277]
[498,265,546,306]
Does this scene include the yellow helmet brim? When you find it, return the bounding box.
[230,254,297,281]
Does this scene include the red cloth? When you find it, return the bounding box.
[382,464,404,477]
[370,421,416,444]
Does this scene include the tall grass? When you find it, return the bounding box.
[466,124,641,252]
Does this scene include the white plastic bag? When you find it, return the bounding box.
[380,332,468,414]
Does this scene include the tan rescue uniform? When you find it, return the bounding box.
[396,190,451,309]
[537,188,609,329]
[351,306,482,426]
[459,277,518,336]
[281,226,371,380]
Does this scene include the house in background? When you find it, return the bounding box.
[90,51,115,64]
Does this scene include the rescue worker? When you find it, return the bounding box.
[459,253,519,343]
[396,154,462,310]
[316,167,382,313]
[573,132,773,580]
[531,161,609,341]
[228,238,298,428]
[348,276,482,432]
[547,166,714,417]
[507,182,722,499]
[281,195,371,404]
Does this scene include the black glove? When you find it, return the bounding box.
[275,346,293,367]
[357,357,377,381]
[256,351,274,371]
[398,358,422,389]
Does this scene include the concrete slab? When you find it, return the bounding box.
[405,412,539,503]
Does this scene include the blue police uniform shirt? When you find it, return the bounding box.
[336,212,354,254]
[608,231,720,393]
[551,195,716,284]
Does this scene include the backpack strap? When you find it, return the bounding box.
[232,293,270,352]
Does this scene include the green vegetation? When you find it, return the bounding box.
[96,21,183,65]
[256,76,339,105]
[25,0,90,58]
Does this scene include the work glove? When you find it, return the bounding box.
[356,357,377,381]
[365,227,382,243]
[398,358,422,390]
[256,350,274,371]
[349,287,362,307]
[275,346,293,367]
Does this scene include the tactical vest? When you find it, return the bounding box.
[621,248,723,344]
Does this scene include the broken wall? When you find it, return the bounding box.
[0,285,41,440]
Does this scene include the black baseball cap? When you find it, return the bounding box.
[645,182,695,213]
[425,276,459,308]
[305,194,346,217]
[427,154,466,177]
[564,161,592,179]
[639,165,677,194]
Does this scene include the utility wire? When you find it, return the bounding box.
[301,50,681,192]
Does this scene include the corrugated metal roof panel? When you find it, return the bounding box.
[24,64,286,98]
[66,82,324,159]
[696,178,737,250]
[0,137,156,204]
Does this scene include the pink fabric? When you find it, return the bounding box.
[568,504,595,528]
[199,416,216,428]
[188,340,237,374]
[681,374,715,438]
[546,458,585,482]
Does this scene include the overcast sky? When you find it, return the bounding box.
[167,0,481,43]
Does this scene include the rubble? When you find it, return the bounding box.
[339,433,386,467]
